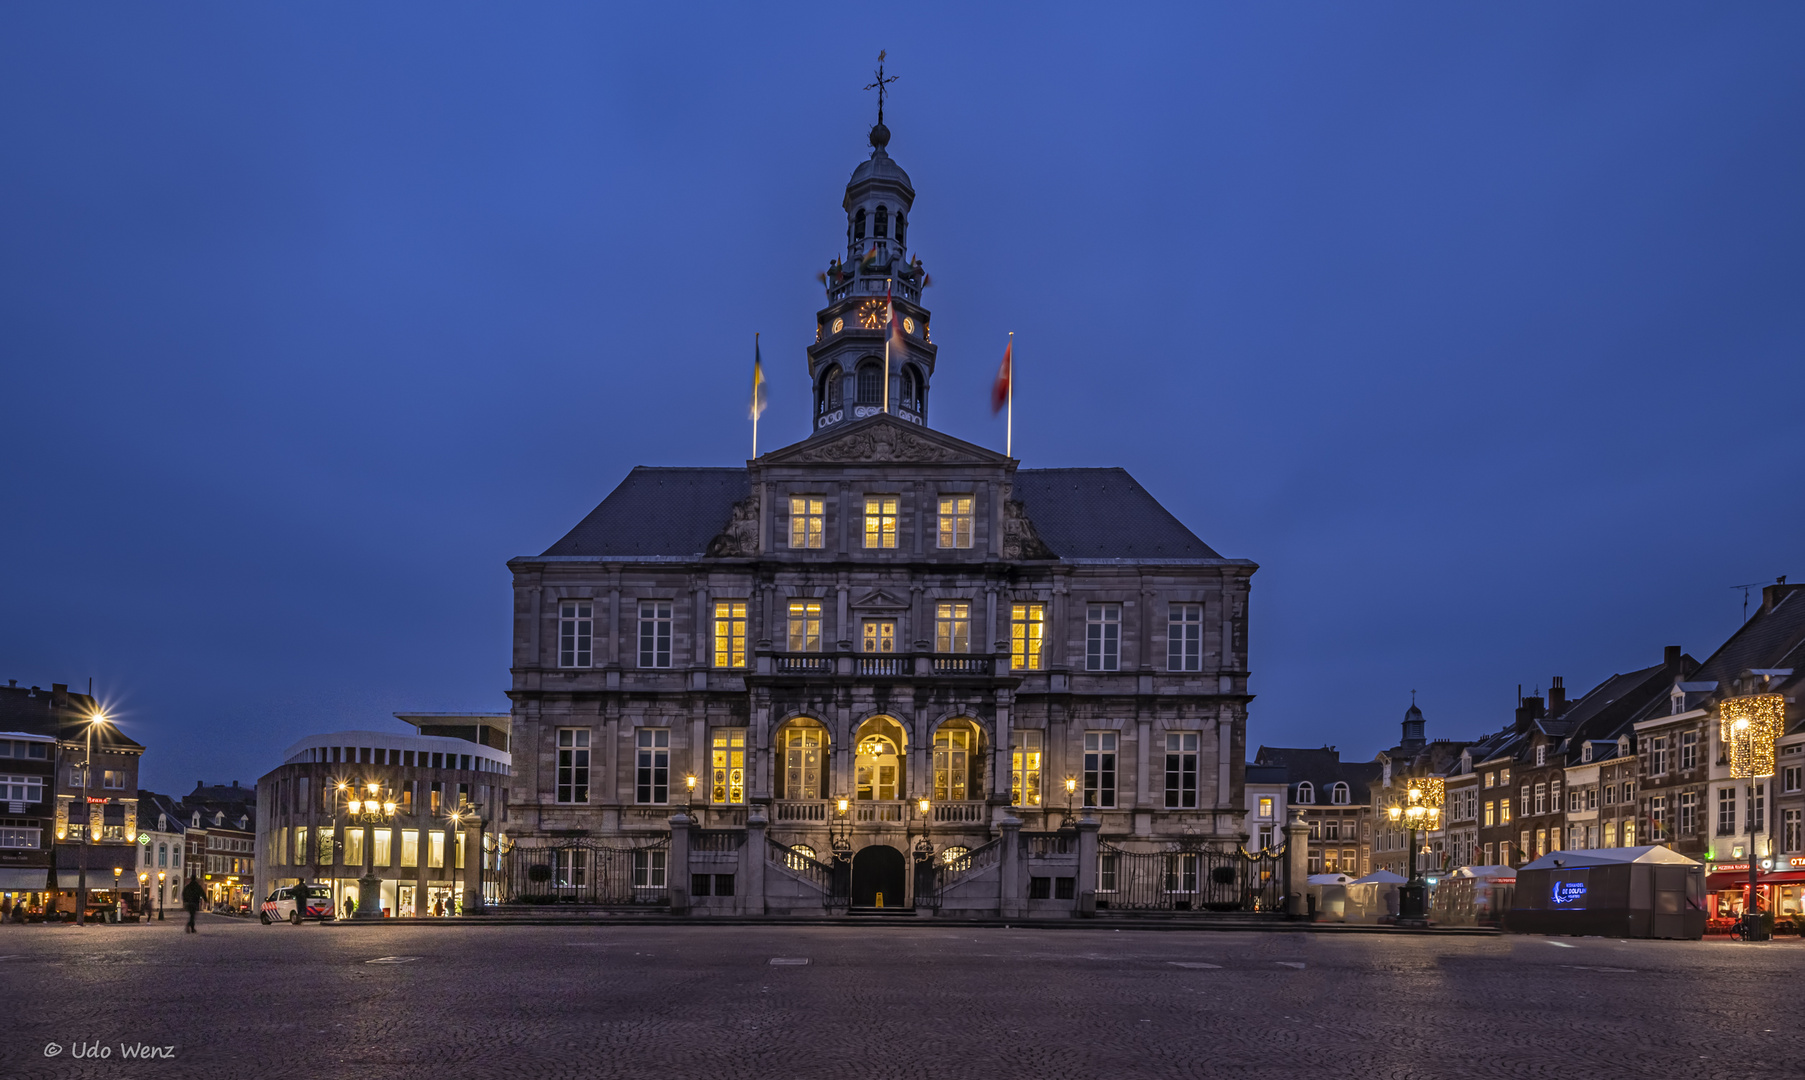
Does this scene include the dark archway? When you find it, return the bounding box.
[851,844,907,908]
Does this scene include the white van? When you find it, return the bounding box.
[259,884,335,925]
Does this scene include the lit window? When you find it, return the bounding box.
[789,497,825,549]
[863,496,899,549]
[1011,603,1045,671]
[558,602,592,668]
[1010,730,1043,808]
[1084,732,1117,809]
[782,725,824,800]
[1086,604,1121,671]
[556,729,589,804]
[861,619,896,654]
[933,725,973,801]
[1257,796,1273,820]
[399,830,417,868]
[713,601,748,668]
[855,733,899,801]
[937,496,974,548]
[1168,604,1203,671]
[372,829,391,868]
[1483,801,1494,828]
[1165,734,1199,809]
[638,602,672,668]
[935,602,970,653]
[635,729,669,805]
[787,601,822,652]
[711,729,747,805]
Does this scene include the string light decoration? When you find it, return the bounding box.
[1414,777,1446,816]
[1722,694,1785,779]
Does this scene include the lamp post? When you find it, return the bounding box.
[75,710,109,926]
[1724,694,1783,941]
[343,780,398,920]
[1386,783,1442,923]
[1063,777,1078,825]
[157,871,166,921]
[138,872,148,922]
[111,867,122,921]
[685,774,698,812]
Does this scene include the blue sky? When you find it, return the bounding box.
[3,5,1801,794]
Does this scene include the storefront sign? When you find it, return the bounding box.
[1552,880,1588,906]
[136,833,150,846]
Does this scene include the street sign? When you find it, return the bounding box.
[137,833,150,846]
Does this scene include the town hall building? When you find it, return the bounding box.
[502,105,1264,914]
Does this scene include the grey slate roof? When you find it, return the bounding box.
[541,468,751,558]
[1253,746,1381,805]
[536,465,1226,562]
[1011,469,1222,561]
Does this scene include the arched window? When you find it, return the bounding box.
[874,205,888,238]
[854,208,866,241]
[899,369,915,412]
[1295,782,1314,805]
[818,366,841,416]
[1331,782,1350,805]
[933,718,984,801]
[856,363,882,406]
[777,721,828,800]
[785,845,817,871]
[895,212,906,245]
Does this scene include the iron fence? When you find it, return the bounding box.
[500,838,671,906]
[1095,841,1288,913]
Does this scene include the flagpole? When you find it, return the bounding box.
[1006,331,1014,459]
[752,332,759,459]
[883,278,892,415]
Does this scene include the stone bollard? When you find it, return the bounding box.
[1284,808,1310,919]
[1074,812,1101,917]
[668,811,693,915]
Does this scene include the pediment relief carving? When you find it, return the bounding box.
[765,418,1005,467]
[849,588,911,611]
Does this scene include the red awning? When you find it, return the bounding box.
[1706,869,1805,890]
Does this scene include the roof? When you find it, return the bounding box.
[1253,746,1381,803]
[540,468,750,558]
[1011,469,1222,560]
[533,463,1232,564]
[846,147,914,197]
[1519,845,1702,870]
[1244,764,1288,785]
[1688,586,1805,697]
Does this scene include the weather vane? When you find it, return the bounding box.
[864,50,898,126]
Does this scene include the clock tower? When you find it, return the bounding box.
[806,84,937,436]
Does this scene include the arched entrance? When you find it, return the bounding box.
[851,844,907,908]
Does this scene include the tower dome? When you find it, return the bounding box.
[1400,696,1426,753]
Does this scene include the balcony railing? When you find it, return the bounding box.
[765,652,998,680]
[932,801,987,823]
[774,800,829,822]
[853,801,905,823]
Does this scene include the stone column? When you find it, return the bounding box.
[998,813,1024,919]
[1284,808,1309,919]
[462,822,482,914]
[1075,812,1100,917]
[744,807,768,916]
[414,817,429,918]
[668,811,693,915]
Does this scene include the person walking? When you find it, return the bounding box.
[181,875,202,934]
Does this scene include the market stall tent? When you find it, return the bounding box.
[1509,846,1704,939]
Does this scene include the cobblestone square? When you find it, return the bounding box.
[3,917,1799,1080]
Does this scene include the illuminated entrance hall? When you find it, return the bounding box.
[502,88,1264,918]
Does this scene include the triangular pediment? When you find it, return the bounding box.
[760,414,1011,467]
[850,588,911,611]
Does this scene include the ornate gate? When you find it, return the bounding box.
[1095,841,1287,912]
[500,837,672,906]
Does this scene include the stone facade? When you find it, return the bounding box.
[503,118,1258,912]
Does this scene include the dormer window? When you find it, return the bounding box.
[1581,743,1593,763]
[1295,782,1314,805]
[1536,746,1546,767]
[1330,782,1350,805]
[191,812,200,827]
[1672,692,1685,715]
[874,205,888,238]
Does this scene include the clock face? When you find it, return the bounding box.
[857,300,885,330]
[902,316,915,335]
[831,317,844,334]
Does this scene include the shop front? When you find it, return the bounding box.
[1704,856,1805,932]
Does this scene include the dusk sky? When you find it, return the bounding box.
[4,5,1802,796]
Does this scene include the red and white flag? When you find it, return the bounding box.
[991,339,1012,414]
[886,283,907,354]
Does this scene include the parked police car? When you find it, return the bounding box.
[259,884,335,925]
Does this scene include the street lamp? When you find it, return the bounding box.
[1063,776,1078,823]
[111,867,122,921]
[75,709,109,926]
[157,871,166,921]
[343,780,398,920]
[1724,693,1783,940]
[831,797,852,857]
[1385,783,1442,923]
[138,872,148,922]
[685,774,698,812]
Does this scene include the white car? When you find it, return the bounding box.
[259,884,335,925]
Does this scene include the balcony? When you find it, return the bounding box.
[760,652,998,681]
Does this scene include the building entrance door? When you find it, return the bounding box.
[851,845,907,908]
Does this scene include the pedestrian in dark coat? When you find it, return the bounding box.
[181,876,202,933]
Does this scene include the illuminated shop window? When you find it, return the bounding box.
[711,729,747,805]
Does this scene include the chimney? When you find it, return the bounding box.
[51,683,68,709]
[232,780,239,789]
[1664,645,1683,672]
[1762,576,1802,614]
[1548,676,1567,719]
[1515,693,1546,732]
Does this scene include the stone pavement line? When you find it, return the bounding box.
[767,957,809,965]
[1167,961,1220,969]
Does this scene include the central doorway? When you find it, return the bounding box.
[851,844,907,908]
